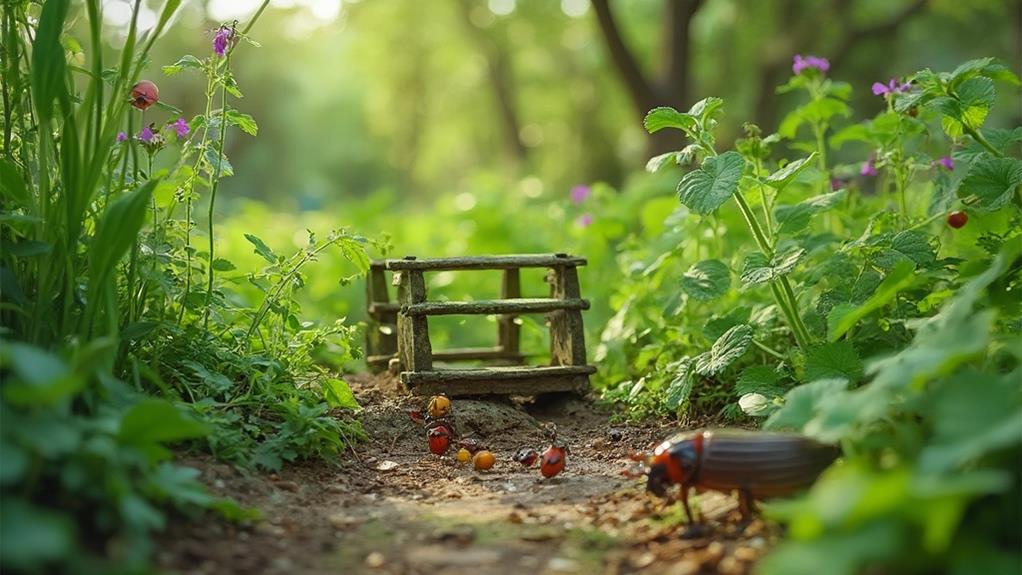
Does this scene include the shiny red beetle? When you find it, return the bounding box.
[643,429,838,532]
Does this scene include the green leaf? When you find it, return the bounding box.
[245,233,278,264]
[643,106,697,134]
[4,240,52,257]
[873,230,936,270]
[955,76,995,129]
[225,109,258,136]
[764,378,849,432]
[703,306,752,341]
[204,148,234,177]
[687,97,724,123]
[677,151,745,215]
[779,98,850,139]
[694,324,752,376]
[337,236,371,273]
[118,399,209,459]
[0,158,29,207]
[740,248,805,286]
[87,180,158,312]
[0,343,84,406]
[121,321,160,341]
[0,499,75,571]
[957,157,1022,211]
[162,54,203,76]
[664,359,695,409]
[764,153,817,190]
[806,342,863,383]
[323,378,359,410]
[30,0,70,121]
[827,260,915,341]
[680,259,730,300]
[774,190,846,235]
[211,258,236,271]
[736,365,785,396]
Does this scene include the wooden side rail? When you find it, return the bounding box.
[384,253,586,271]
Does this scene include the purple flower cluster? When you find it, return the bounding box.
[117,131,127,143]
[138,125,156,144]
[172,117,190,138]
[570,185,591,204]
[872,78,911,97]
[936,156,953,171]
[792,54,829,75]
[860,157,878,177]
[213,26,232,57]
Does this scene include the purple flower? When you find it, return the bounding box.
[172,117,190,138]
[213,26,232,57]
[570,185,591,204]
[830,178,846,191]
[576,213,593,228]
[936,156,954,171]
[860,158,878,177]
[138,125,155,143]
[117,131,127,143]
[792,54,830,75]
[871,78,912,97]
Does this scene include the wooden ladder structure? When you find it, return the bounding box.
[365,254,595,396]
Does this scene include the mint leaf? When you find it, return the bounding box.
[695,324,753,376]
[775,190,846,235]
[677,151,745,215]
[765,153,817,190]
[958,156,1022,211]
[806,341,863,383]
[644,107,697,134]
[740,248,806,286]
[681,259,730,301]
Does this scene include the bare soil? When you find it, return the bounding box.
[157,374,778,575]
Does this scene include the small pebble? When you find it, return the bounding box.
[365,552,386,568]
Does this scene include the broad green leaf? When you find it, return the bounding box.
[703,306,752,341]
[680,259,730,301]
[643,107,696,134]
[740,248,805,286]
[764,378,848,431]
[118,399,209,458]
[873,230,936,270]
[828,260,915,341]
[30,0,70,121]
[121,321,160,341]
[4,240,52,257]
[204,148,234,177]
[736,365,785,396]
[211,258,236,271]
[0,499,75,571]
[779,98,850,139]
[244,233,278,263]
[955,76,995,129]
[225,109,258,136]
[677,151,745,215]
[0,159,29,207]
[764,153,817,190]
[806,341,863,383]
[0,343,84,406]
[774,190,846,235]
[323,378,359,410]
[694,324,752,376]
[957,156,1022,211]
[687,97,724,123]
[949,57,1020,88]
[337,236,371,272]
[664,359,695,409]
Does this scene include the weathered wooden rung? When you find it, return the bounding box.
[383,254,587,272]
[401,365,596,384]
[407,376,589,397]
[402,297,589,317]
[368,302,401,316]
[365,347,525,367]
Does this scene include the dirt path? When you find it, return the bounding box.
[159,376,777,575]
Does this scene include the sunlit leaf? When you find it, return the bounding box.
[677,151,745,215]
[680,259,730,300]
[694,324,752,376]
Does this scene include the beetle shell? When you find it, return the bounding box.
[427,424,453,455]
[514,448,538,467]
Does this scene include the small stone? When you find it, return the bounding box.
[748,536,767,549]
[365,552,386,568]
[274,480,299,492]
[608,429,624,442]
[668,559,701,575]
[508,511,524,524]
[718,556,743,575]
[546,557,580,573]
[375,460,400,471]
[704,541,725,564]
[630,552,655,568]
[733,546,759,562]
[327,514,361,530]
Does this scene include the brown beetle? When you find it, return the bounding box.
[639,429,838,534]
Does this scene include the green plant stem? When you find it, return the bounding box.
[203,54,232,329]
[963,124,1003,158]
[755,158,775,239]
[753,339,786,360]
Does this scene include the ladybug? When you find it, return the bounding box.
[514,448,538,468]
[947,211,968,229]
[130,80,159,111]
[540,444,567,478]
[427,422,454,456]
[427,394,452,419]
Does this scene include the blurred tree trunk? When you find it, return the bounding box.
[457,0,528,164]
[591,0,705,156]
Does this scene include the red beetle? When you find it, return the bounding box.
[947,211,968,229]
[427,423,454,456]
[130,80,159,111]
[514,448,538,468]
[641,429,838,534]
[540,444,567,478]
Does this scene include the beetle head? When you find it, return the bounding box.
[646,462,670,497]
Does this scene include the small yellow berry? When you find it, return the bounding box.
[457,448,471,463]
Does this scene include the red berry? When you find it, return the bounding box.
[540,446,566,478]
[427,424,452,455]
[947,211,968,229]
[130,80,159,111]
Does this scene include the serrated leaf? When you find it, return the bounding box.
[225,109,258,136]
[827,260,915,341]
[687,97,724,122]
[244,233,278,264]
[204,148,233,177]
[162,54,202,76]
[874,230,936,270]
[736,365,785,396]
[764,153,817,190]
[681,260,730,301]
[211,258,236,271]
[806,341,863,383]
[665,359,695,409]
[323,378,359,410]
[957,156,1022,211]
[694,324,752,376]
[774,190,846,235]
[740,248,805,286]
[955,76,994,129]
[677,151,744,215]
[644,107,696,134]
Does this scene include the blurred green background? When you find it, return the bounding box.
[97,0,1020,359]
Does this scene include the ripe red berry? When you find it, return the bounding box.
[427,424,452,455]
[947,211,968,229]
[540,446,566,478]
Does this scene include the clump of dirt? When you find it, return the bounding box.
[158,374,779,575]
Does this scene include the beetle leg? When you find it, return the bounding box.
[736,489,757,532]
[678,486,707,539]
